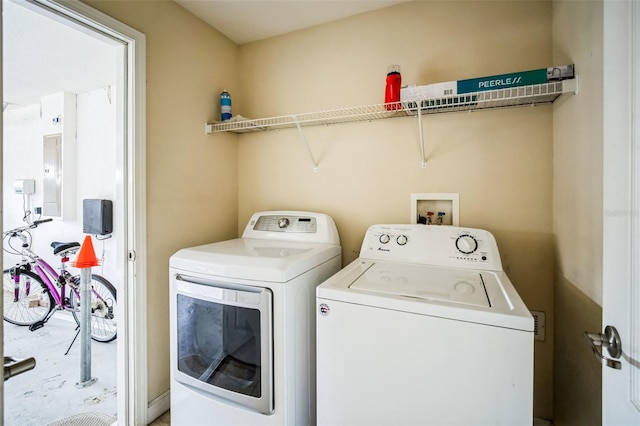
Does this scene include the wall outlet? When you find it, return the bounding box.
[531,310,546,342]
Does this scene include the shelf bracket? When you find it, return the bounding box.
[417,105,427,168]
[564,77,579,95]
[293,115,319,172]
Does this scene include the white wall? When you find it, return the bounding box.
[3,87,117,283]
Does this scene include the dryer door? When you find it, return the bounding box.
[173,275,274,414]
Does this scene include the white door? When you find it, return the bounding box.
[601,0,640,423]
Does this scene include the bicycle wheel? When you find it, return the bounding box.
[69,274,117,342]
[3,268,55,326]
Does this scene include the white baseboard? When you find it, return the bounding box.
[147,390,170,424]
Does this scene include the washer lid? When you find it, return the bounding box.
[350,263,491,308]
[317,260,534,331]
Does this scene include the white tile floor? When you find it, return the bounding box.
[4,313,117,425]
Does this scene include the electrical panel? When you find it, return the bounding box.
[43,134,62,216]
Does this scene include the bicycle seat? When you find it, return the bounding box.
[51,241,81,257]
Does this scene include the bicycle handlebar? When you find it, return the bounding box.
[3,218,53,237]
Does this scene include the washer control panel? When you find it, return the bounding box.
[378,233,409,245]
[455,234,478,254]
[361,224,502,271]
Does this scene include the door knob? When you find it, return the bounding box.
[584,325,622,370]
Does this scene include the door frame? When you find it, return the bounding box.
[1,0,148,424]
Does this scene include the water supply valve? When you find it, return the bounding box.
[426,212,434,225]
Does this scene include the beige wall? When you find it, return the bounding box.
[84,0,239,402]
[237,0,554,419]
[552,0,603,424]
[553,0,603,306]
[554,276,602,425]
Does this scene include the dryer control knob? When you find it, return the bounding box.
[455,234,478,254]
[278,218,290,229]
[379,234,391,244]
[396,235,408,245]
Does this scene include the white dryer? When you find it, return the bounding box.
[316,224,533,426]
[170,211,341,425]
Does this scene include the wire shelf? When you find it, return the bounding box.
[205,80,575,134]
[206,104,410,134]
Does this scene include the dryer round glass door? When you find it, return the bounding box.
[173,275,274,414]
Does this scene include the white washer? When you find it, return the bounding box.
[170,211,341,425]
[316,224,533,426]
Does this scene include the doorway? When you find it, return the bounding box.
[1,0,147,424]
[3,1,118,423]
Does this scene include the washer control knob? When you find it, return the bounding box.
[278,218,290,229]
[456,234,478,254]
[396,235,408,245]
[379,234,391,244]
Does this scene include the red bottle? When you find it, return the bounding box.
[385,65,402,111]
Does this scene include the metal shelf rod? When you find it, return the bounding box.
[293,115,319,173]
[417,106,427,168]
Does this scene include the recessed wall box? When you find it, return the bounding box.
[83,199,113,235]
[411,193,459,226]
[14,179,36,195]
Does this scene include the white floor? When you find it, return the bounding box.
[3,313,117,425]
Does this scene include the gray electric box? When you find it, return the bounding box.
[83,199,113,235]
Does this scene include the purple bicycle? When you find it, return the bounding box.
[2,219,117,342]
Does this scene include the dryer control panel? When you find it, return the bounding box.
[253,214,317,233]
[360,224,502,271]
[242,211,341,245]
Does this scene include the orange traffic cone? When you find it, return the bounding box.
[72,235,100,268]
